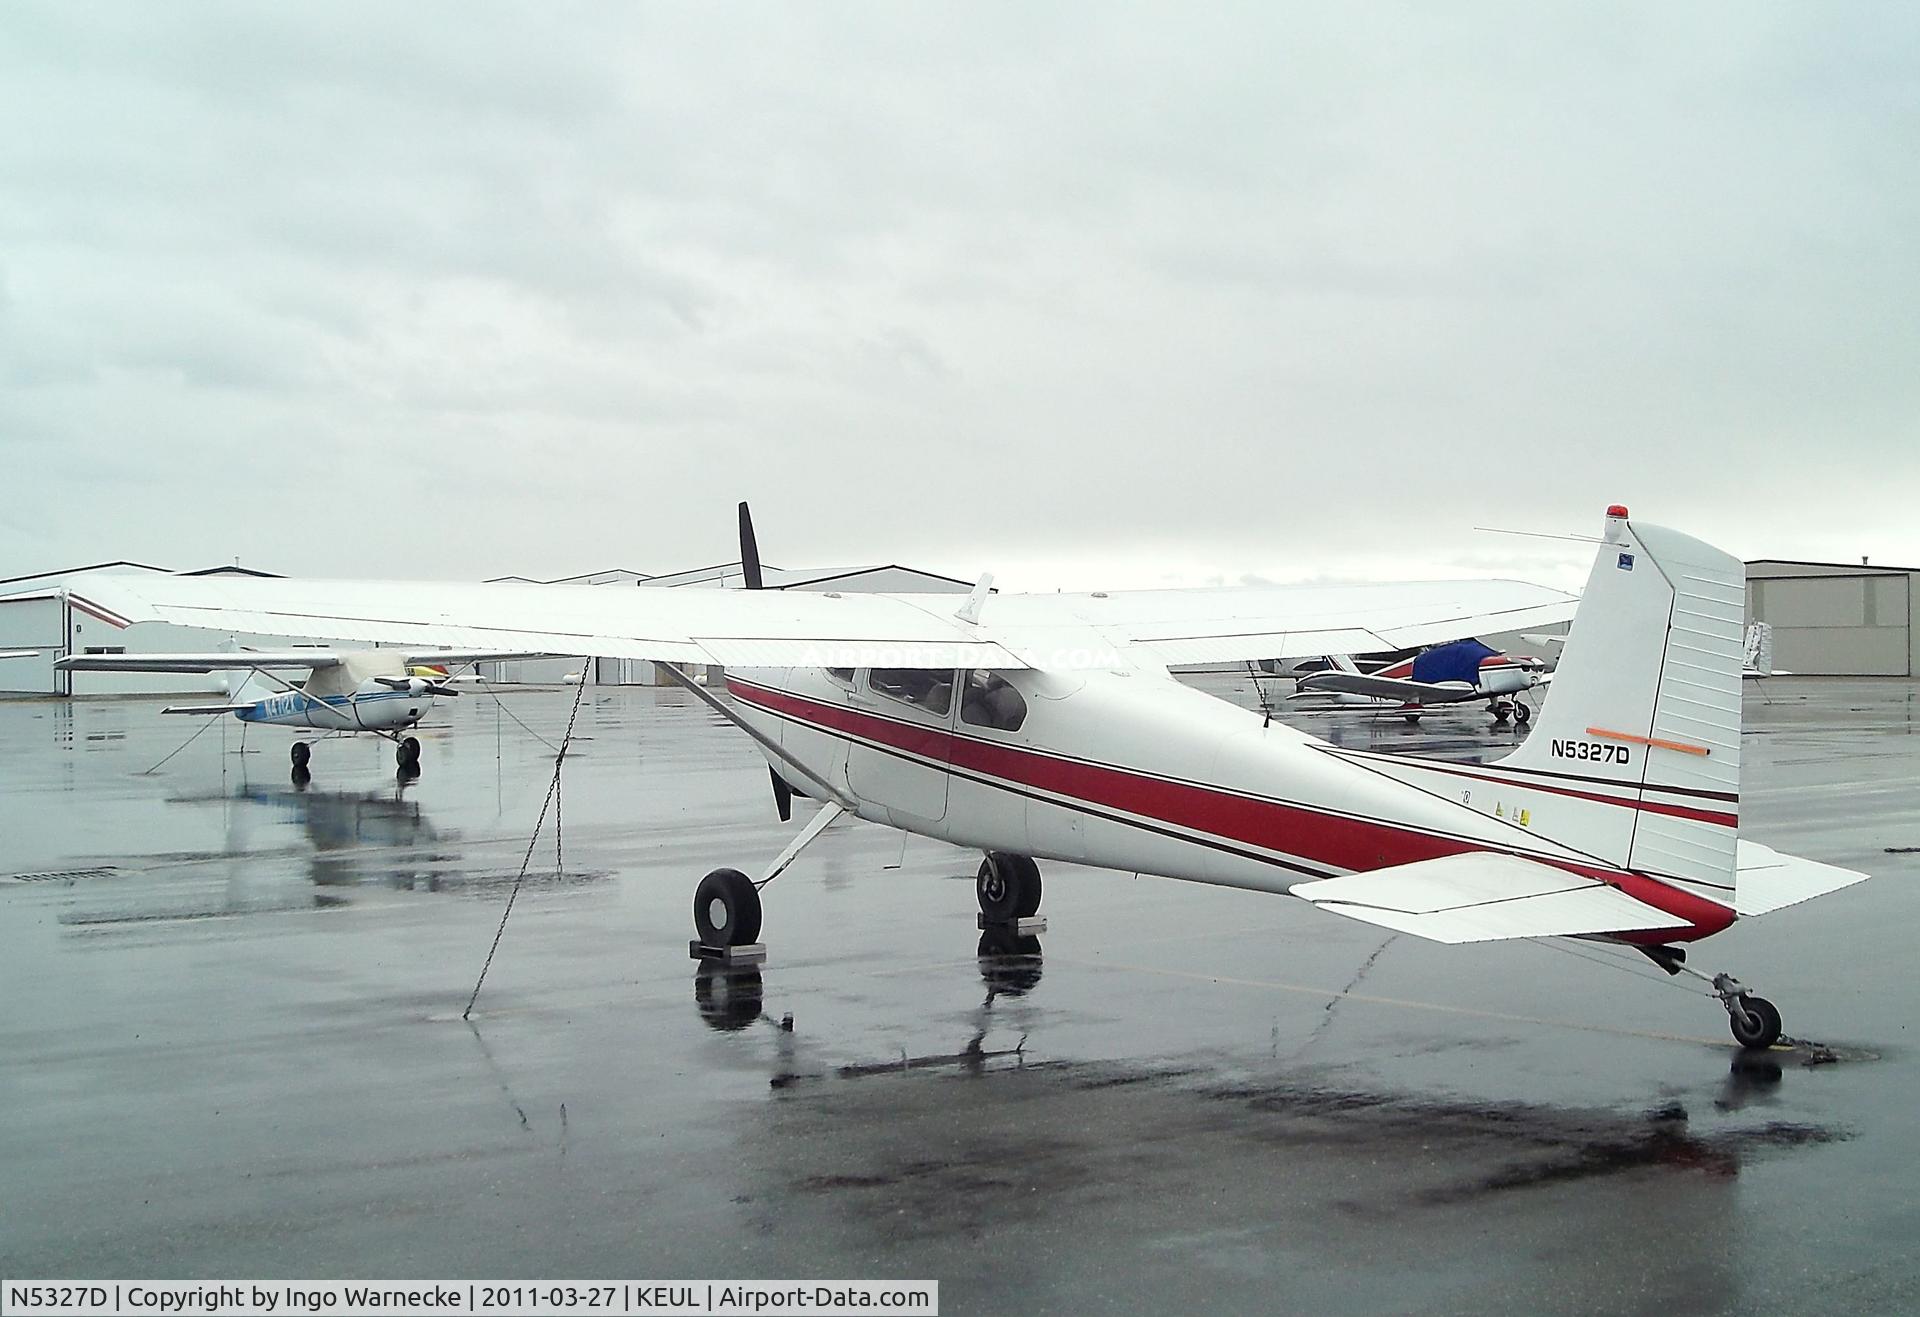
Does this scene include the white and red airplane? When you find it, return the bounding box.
[36,504,1866,1049]
[51,648,526,773]
[1288,638,1551,724]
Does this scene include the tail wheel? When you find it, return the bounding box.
[694,867,762,947]
[977,853,1042,920]
[1729,995,1782,1049]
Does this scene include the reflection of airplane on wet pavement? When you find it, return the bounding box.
[56,503,1870,1050]
[1289,638,1551,724]
[54,647,536,774]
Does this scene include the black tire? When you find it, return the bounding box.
[1404,714,1421,725]
[402,735,421,762]
[290,742,311,768]
[1514,703,1532,725]
[1491,707,1509,725]
[1011,855,1043,917]
[694,867,761,947]
[1729,995,1782,1050]
[693,965,764,1032]
[977,853,1042,921]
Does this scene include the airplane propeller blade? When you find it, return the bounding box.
[738,501,763,590]
[374,676,461,697]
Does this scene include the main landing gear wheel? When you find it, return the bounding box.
[977,852,1042,922]
[1729,995,1783,1050]
[1514,703,1531,725]
[1490,704,1510,725]
[396,736,421,769]
[694,867,762,947]
[290,742,311,769]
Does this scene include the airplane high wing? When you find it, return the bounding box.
[45,575,1578,672]
[53,648,542,674]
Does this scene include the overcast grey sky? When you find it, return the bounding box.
[2,3,1915,591]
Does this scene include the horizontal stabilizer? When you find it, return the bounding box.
[160,703,254,716]
[1735,840,1868,916]
[1294,672,1474,703]
[1292,853,1680,943]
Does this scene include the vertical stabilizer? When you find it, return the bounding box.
[1496,507,1744,904]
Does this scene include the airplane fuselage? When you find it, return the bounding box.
[727,666,1732,943]
[239,683,434,732]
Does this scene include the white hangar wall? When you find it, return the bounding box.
[1746,559,1917,677]
[0,564,337,697]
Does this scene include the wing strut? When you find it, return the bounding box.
[656,662,854,809]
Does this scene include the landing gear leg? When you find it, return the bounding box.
[1644,953,1786,1051]
[688,801,845,963]
[1712,974,1783,1050]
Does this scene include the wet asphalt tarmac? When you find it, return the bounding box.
[2,675,1917,1313]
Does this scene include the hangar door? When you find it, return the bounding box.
[0,594,65,694]
[1750,574,1911,676]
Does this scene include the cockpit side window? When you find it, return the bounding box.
[826,667,856,685]
[959,670,1027,732]
[867,668,954,717]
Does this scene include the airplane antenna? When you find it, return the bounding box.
[464,667,592,1020]
[1243,660,1275,727]
[955,573,994,625]
[1472,526,1603,545]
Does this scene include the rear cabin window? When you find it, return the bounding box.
[868,668,953,717]
[960,670,1027,731]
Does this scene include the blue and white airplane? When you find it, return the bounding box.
[54,647,525,774]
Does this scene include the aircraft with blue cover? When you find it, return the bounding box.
[1291,636,1551,724]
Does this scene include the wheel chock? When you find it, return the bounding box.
[690,941,767,966]
[976,915,1047,935]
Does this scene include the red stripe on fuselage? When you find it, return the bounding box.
[1331,753,1739,828]
[727,679,1734,941]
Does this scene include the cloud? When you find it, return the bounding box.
[2,3,1917,585]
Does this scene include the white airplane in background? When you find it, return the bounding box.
[1288,638,1551,724]
[44,503,1867,1050]
[52,647,530,773]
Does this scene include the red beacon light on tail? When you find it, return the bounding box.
[1606,504,1630,519]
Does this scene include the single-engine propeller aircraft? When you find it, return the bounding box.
[43,504,1867,1048]
[1288,638,1551,724]
[51,647,532,773]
